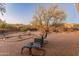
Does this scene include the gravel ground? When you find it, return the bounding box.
[0,31,79,56]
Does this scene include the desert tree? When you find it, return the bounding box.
[0,3,6,15]
[46,5,66,27]
[0,3,6,28]
[31,4,66,32]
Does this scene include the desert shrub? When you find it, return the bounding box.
[20,27,28,32]
[72,24,79,31]
[0,23,6,29]
[29,28,38,31]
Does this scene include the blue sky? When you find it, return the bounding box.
[1,3,79,24]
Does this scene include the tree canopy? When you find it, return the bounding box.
[31,5,66,31]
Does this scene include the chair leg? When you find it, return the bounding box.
[21,46,33,55]
[35,48,46,56]
[29,48,32,55]
[21,46,27,54]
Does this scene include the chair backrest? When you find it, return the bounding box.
[34,32,48,45]
[34,37,43,44]
[43,32,48,39]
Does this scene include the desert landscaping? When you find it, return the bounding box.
[0,3,79,56]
